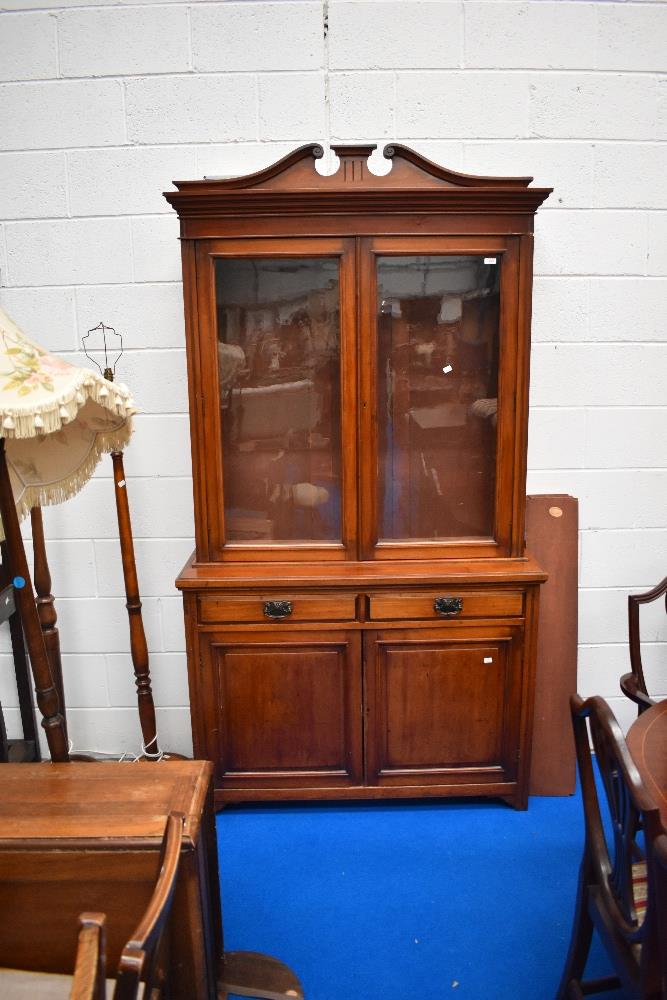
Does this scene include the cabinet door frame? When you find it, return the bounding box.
[193,236,358,562]
[199,628,363,790]
[363,624,525,788]
[358,235,523,560]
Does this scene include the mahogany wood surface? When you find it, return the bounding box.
[167,144,550,809]
[627,700,667,830]
[178,553,546,589]
[526,494,578,796]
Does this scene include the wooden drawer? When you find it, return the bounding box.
[368,590,523,622]
[198,593,357,625]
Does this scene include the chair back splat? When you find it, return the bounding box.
[621,576,667,715]
[556,694,667,1000]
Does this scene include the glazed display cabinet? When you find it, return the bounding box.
[165,144,551,809]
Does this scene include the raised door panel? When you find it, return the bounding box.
[364,627,523,787]
[201,630,362,790]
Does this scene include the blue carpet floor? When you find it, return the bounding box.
[216,792,623,1000]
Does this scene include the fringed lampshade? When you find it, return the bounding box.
[0,307,135,531]
[0,306,138,761]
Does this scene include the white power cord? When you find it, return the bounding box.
[65,735,165,762]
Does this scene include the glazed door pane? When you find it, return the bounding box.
[376,255,499,541]
[215,257,342,545]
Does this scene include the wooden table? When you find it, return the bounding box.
[627,700,667,828]
[0,761,304,1000]
[0,761,221,998]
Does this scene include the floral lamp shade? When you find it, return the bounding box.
[0,307,135,535]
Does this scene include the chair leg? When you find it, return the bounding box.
[555,857,594,1000]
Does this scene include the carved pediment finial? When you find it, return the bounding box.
[166,142,552,215]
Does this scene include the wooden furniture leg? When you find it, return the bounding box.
[0,561,40,762]
[30,506,68,743]
[0,439,69,761]
[219,952,304,1000]
[6,588,41,761]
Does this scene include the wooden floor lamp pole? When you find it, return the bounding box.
[31,506,68,744]
[111,449,160,757]
[0,439,69,762]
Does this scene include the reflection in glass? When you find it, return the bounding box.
[377,255,499,541]
[215,258,341,543]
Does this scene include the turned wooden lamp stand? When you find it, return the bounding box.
[83,321,183,761]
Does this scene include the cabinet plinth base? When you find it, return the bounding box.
[214,781,528,811]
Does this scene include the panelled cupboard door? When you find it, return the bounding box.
[363,627,524,788]
[358,236,523,560]
[200,630,362,791]
[193,237,358,562]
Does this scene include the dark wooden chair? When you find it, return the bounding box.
[621,576,667,715]
[556,694,667,999]
[0,812,183,1000]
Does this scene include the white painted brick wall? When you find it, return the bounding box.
[191,2,323,73]
[0,0,664,758]
[58,7,191,77]
[0,12,57,82]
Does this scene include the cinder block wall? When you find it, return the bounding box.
[0,0,665,756]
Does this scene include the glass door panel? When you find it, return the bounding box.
[214,256,343,545]
[376,254,500,542]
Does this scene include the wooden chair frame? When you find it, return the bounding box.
[557,694,667,999]
[621,577,667,715]
[112,811,184,1000]
[70,913,106,1000]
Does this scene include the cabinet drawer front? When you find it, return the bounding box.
[199,594,357,624]
[368,591,523,621]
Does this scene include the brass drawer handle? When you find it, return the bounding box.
[263,600,293,620]
[434,597,463,617]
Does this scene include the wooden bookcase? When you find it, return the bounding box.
[165,144,551,809]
